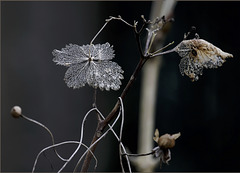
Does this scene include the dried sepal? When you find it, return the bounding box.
[53,43,124,91]
[171,132,181,140]
[153,128,160,143]
[175,39,233,81]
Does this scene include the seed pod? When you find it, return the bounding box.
[11,106,22,118]
[157,132,181,149]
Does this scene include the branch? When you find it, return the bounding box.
[80,14,174,172]
[122,150,155,157]
[75,103,123,172]
[32,141,98,172]
[81,56,147,172]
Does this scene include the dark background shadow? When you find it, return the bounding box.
[1,1,240,172]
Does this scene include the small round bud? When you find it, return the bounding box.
[11,106,22,118]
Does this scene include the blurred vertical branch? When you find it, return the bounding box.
[130,0,176,172]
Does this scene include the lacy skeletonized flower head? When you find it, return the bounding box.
[52,43,124,91]
[174,39,233,81]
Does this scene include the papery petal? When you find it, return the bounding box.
[175,39,233,81]
[87,61,124,91]
[53,44,88,66]
[93,43,115,61]
[64,62,89,89]
[81,43,115,61]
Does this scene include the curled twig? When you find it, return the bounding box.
[57,107,100,172]
[10,106,68,162]
[32,141,98,172]
[81,15,175,172]
[73,103,123,172]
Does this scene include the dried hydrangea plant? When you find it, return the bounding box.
[52,43,124,91]
[175,39,233,81]
[10,15,235,173]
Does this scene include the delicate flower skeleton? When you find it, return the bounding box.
[175,38,233,81]
[52,43,124,91]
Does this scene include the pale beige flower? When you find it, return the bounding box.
[175,39,233,81]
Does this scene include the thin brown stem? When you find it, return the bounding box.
[80,47,174,171]
[149,48,176,58]
[80,125,100,171]
[81,57,147,172]
[122,150,155,157]
[80,15,174,172]
[21,114,67,162]
[102,57,147,128]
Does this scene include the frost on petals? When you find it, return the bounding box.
[174,39,233,81]
[52,43,124,91]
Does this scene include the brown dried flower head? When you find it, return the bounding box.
[153,129,181,149]
[153,129,181,167]
[175,39,233,81]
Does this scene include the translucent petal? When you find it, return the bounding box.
[94,43,115,61]
[86,61,124,91]
[179,57,203,81]
[64,62,89,89]
[81,43,115,61]
[52,44,88,66]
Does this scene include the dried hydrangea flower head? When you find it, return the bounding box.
[174,39,233,81]
[52,43,124,91]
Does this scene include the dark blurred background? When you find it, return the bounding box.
[2,1,240,172]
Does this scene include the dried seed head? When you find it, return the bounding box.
[175,39,233,81]
[153,129,181,149]
[153,130,180,168]
[158,134,175,149]
[158,133,180,149]
[11,106,22,118]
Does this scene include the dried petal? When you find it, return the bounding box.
[172,132,181,140]
[64,63,88,89]
[153,129,160,143]
[162,149,171,165]
[154,147,171,168]
[175,39,233,81]
[87,61,124,91]
[53,44,88,66]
